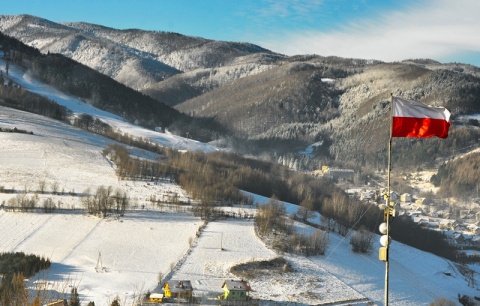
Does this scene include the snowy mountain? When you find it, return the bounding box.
[0,14,279,104]
[1,34,480,306]
[3,14,480,174]
[0,57,217,153]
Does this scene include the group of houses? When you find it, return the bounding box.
[148,279,251,304]
[349,187,480,253]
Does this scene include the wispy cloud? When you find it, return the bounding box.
[258,0,480,66]
[256,0,325,19]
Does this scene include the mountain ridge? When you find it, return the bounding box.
[1,14,480,174]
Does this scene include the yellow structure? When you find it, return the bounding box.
[163,280,193,299]
[218,280,251,301]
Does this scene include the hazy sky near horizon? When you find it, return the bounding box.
[2,0,480,67]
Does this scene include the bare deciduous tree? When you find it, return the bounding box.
[43,198,55,213]
[350,226,374,254]
[306,229,330,256]
[51,182,59,195]
[428,297,457,306]
[296,198,316,222]
[255,196,287,237]
[38,180,47,194]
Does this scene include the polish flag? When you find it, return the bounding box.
[392,97,451,138]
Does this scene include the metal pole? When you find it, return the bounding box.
[384,93,394,305]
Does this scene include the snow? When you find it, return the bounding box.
[407,170,439,194]
[0,58,479,306]
[1,58,218,153]
[0,210,200,305]
[168,219,276,299]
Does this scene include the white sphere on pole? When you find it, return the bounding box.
[379,222,388,234]
[380,235,391,247]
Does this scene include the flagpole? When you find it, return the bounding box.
[381,94,450,305]
[384,93,394,306]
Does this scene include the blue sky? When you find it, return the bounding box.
[2,0,480,67]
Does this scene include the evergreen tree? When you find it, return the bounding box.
[110,296,121,306]
[69,287,80,306]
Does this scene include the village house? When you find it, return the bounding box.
[439,219,454,230]
[472,236,480,247]
[218,279,251,302]
[415,197,426,206]
[454,222,468,233]
[313,166,354,181]
[360,190,376,202]
[345,188,361,199]
[163,280,193,300]
[409,209,424,217]
[388,191,400,201]
[413,216,430,227]
[429,209,440,218]
[467,224,480,236]
[453,233,473,249]
[400,193,413,203]
[149,292,163,303]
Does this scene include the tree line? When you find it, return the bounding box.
[255,196,330,256]
[102,144,173,181]
[0,77,71,122]
[431,151,480,199]
[0,252,51,306]
[0,31,223,142]
[392,126,480,170]
[81,186,129,218]
[105,143,456,260]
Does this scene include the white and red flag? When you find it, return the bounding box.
[392,97,451,139]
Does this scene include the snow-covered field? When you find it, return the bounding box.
[1,59,480,306]
[0,210,201,305]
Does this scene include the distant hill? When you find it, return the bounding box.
[2,14,480,172]
[0,15,278,105]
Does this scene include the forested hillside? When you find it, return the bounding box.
[431,151,480,199]
[0,31,224,141]
[2,14,480,176]
[0,23,467,264]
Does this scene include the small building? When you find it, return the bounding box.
[400,193,413,203]
[360,190,376,201]
[415,198,426,206]
[413,216,429,227]
[313,166,354,181]
[389,191,399,201]
[454,232,473,248]
[149,293,163,303]
[328,168,354,180]
[45,300,67,306]
[439,219,454,230]
[218,279,251,301]
[163,280,193,299]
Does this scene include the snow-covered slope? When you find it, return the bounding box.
[0,15,279,103]
[0,210,201,306]
[0,22,479,306]
[0,57,218,153]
